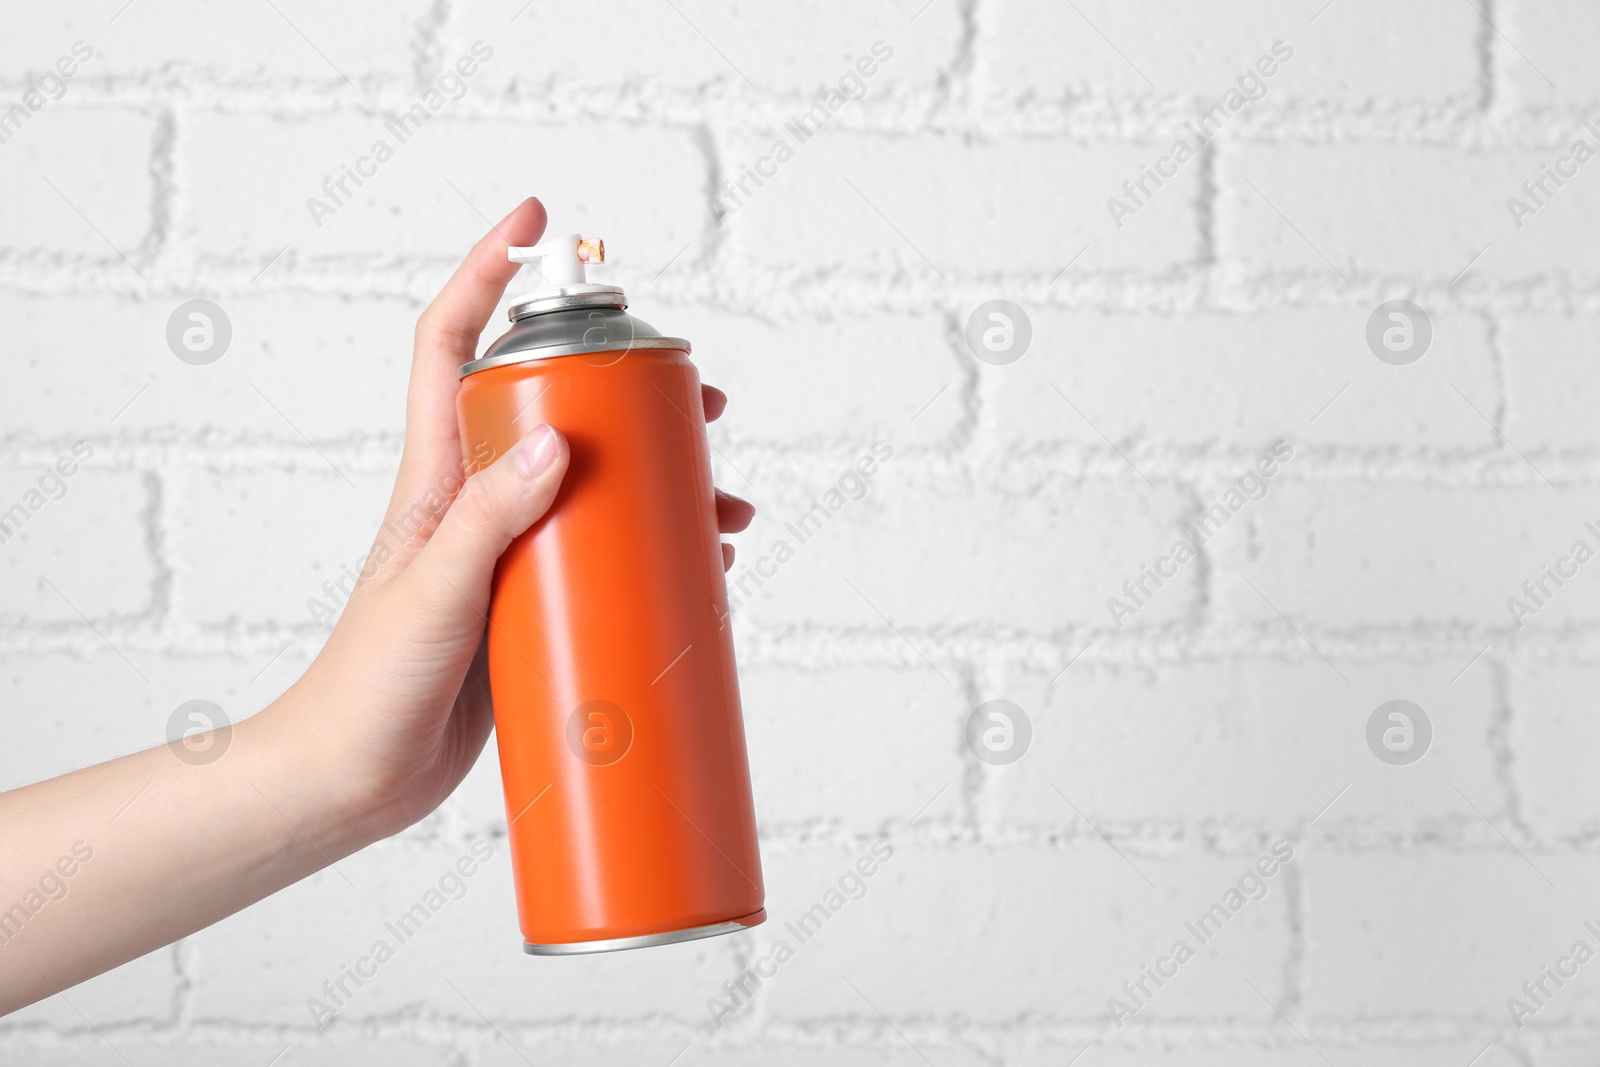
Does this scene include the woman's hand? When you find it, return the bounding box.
[0,197,754,1014]
[274,196,755,844]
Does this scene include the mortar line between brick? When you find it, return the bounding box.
[413,0,452,93]
[23,260,1600,316]
[140,467,174,628]
[1196,138,1218,269]
[0,1014,1545,1049]
[1173,481,1216,629]
[947,0,981,113]
[1486,653,1532,839]
[33,441,1600,481]
[940,305,980,454]
[1280,848,1307,1020]
[172,936,197,1026]
[957,660,986,838]
[692,122,726,262]
[1484,309,1510,439]
[135,106,176,274]
[21,87,1600,145]
[1476,0,1497,114]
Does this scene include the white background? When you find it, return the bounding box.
[3,0,1600,1063]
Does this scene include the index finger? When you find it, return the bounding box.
[388,197,547,532]
[415,196,548,366]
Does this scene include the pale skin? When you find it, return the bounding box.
[0,197,754,1015]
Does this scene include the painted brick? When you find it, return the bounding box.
[1508,663,1600,842]
[721,131,1200,274]
[0,3,428,88]
[0,294,413,440]
[1223,145,1600,279]
[5,0,1600,1054]
[990,658,1501,834]
[1500,314,1600,452]
[727,464,1197,634]
[0,1036,459,1067]
[1210,483,1600,630]
[0,651,302,793]
[1301,849,1600,1021]
[1016,1039,1505,1067]
[180,112,707,270]
[0,466,153,624]
[669,304,966,450]
[1496,0,1600,108]
[983,308,1498,453]
[1,946,174,1031]
[746,843,1291,1024]
[450,0,963,100]
[184,839,742,1026]
[742,664,966,831]
[0,108,154,263]
[984,0,1479,104]
[171,467,393,628]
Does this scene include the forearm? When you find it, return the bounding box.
[0,690,375,1014]
[0,199,669,1016]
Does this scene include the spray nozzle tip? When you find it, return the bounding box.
[507,233,605,288]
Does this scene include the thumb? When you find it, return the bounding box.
[405,424,568,607]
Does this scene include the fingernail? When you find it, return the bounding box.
[514,425,560,478]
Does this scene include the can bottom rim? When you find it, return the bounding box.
[523,909,766,956]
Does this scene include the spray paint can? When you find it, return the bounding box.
[456,233,765,954]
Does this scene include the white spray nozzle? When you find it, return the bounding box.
[507,234,605,288]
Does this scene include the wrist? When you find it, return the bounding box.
[241,688,396,861]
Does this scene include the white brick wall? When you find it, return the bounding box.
[3,0,1600,1063]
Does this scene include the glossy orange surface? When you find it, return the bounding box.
[457,347,765,947]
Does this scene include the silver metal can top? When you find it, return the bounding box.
[458,285,689,377]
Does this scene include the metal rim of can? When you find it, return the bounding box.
[508,288,627,321]
[457,336,692,378]
[521,908,766,956]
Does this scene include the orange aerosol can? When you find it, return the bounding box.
[456,232,765,954]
